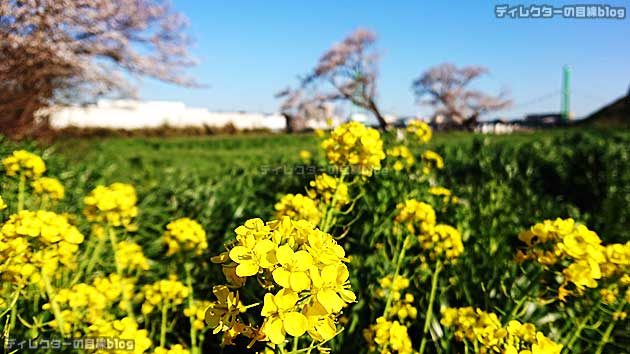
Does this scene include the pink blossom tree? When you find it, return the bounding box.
[303,28,388,130]
[0,0,196,138]
[412,63,511,128]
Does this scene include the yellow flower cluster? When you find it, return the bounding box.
[163,218,208,256]
[405,120,432,144]
[363,316,414,354]
[387,145,415,172]
[376,276,417,321]
[2,150,46,178]
[83,183,138,229]
[0,195,6,210]
[308,173,350,208]
[87,317,152,354]
[141,276,189,314]
[441,307,563,354]
[321,121,386,176]
[518,218,630,299]
[274,193,321,225]
[418,224,464,263]
[394,199,436,235]
[428,186,459,205]
[0,210,84,285]
[210,217,355,345]
[31,177,65,200]
[116,241,150,271]
[421,150,444,174]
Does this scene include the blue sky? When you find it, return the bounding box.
[140,1,630,120]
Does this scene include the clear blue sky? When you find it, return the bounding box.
[140,1,630,120]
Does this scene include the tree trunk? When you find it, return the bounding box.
[368,99,389,130]
[282,113,294,134]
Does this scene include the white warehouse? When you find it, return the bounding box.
[46,99,288,131]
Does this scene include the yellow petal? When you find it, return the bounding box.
[261,293,278,317]
[264,317,286,344]
[290,272,311,292]
[283,312,308,337]
[272,268,291,289]
[276,244,294,265]
[229,246,251,262]
[235,262,258,277]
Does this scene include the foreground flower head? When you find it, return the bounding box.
[0,210,84,285]
[2,150,46,178]
[321,121,386,176]
[163,217,208,256]
[32,177,65,200]
[83,183,138,229]
[209,217,355,347]
[406,120,432,144]
[275,193,321,225]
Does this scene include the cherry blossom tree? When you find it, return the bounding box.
[0,0,196,138]
[412,63,511,128]
[303,28,388,130]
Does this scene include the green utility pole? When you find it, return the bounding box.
[561,65,571,121]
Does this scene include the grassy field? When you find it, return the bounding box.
[1,126,630,354]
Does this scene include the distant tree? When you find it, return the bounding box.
[0,0,196,138]
[412,63,511,129]
[303,28,388,130]
[276,87,329,133]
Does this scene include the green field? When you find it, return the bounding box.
[1,127,630,353]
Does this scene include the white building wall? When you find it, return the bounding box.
[46,100,288,131]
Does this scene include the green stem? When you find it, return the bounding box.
[41,272,66,337]
[562,300,599,353]
[160,301,169,348]
[17,174,25,212]
[185,264,199,354]
[108,226,136,323]
[594,300,627,354]
[419,259,442,354]
[383,235,409,317]
[80,232,106,283]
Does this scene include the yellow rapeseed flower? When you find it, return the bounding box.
[387,145,415,172]
[395,199,436,235]
[83,183,138,229]
[421,150,444,174]
[163,217,208,256]
[308,173,350,208]
[2,150,46,178]
[364,316,414,354]
[321,121,386,176]
[275,193,321,225]
[115,241,150,271]
[0,210,84,285]
[0,195,6,210]
[406,120,432,144]
[31,177,65,200]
